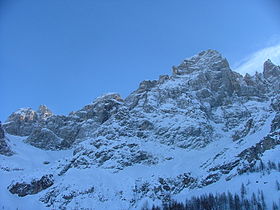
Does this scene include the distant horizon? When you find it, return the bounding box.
[1,0,279,120]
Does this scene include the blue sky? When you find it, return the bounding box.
[0,0,279,120]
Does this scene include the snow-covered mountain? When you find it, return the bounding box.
[0,50,279,209]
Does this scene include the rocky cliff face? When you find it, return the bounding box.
[3,105,53,137]
[1,50,279,209]
[0,123,13,156]
[5,50,277,151]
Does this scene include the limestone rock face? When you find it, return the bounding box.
[263,59,280,91]
[4,94,125,150]
[3,105,53,136]
[172,50,230,75]
[3,108,39,136]
[70,93,124,123]
[263,59,280,80]
[3,50,279,153]
[25,128,63,150]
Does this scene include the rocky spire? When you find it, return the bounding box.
[172,49,230,75]
[37,105,53,119]
[263,59,280,80]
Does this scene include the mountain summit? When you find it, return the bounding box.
[1,50,279,209]
[172,49,230,75]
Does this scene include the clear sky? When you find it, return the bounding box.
[1,0,280,121]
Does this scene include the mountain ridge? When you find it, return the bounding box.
[0,49,279,209]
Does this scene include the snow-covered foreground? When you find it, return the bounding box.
[1,122,280,209]
[0,135,72,209]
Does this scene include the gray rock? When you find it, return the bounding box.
[263,59,280,80]
[0,123,13,156]
[271,114,280,132]
[0,138,13,156]
[232,119,254,141]
[0,122,4,139]
[201,172,222,186]
[8,174,54,197]
[71,93,123,123]
[4,105,53,136]
[238,132,280,163]
[158,75,169,84]
[263,59,280,91]
[271,95,280,112]
[25,127,63,150]
[4,50,280,155]
[172,49,230,75]
[3,108,38,136]
[37,105,53,119]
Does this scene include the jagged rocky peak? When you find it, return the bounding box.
[7,108,38,123]
[263,59,280,80]
[71,93,124,123]
[37,105,53,119]
[94,93,124,103]
[6,105,53,124]
[172,49,230,75]
[3,108,38,136]
[90,93,124,124]
[3,105,53,136]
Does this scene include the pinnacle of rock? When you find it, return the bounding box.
[172,49,230,75]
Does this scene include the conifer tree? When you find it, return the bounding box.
[241,183,246,200]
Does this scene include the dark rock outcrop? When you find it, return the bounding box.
[0,123,4,139]
[0,123,13,156]
[238,132,280,163]
[8,174,54,197]
[0,138,13,156]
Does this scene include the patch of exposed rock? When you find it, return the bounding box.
[8,174,54,197]
[0,123,13,156]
